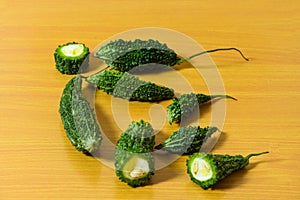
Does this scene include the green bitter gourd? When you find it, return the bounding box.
[167,93,237,124]
[86,69,174,102]
[54,42,89,74]
[155,126,218,155]
[186,151,269,189]
[115,120,155,187]
[59,76,102,154]
[94,39,249,72]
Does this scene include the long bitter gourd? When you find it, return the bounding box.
[115,120,155,187]
[59,76,102,154]
[186,151,269,189]
[54,42,89,74]
[94,39,249,72]
[155,126,218,155]
[167,93,237,124]
[86,69,174,102]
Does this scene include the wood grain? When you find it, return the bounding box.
[1,0,300,199]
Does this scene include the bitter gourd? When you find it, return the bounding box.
[186,151,269,189]
[94,39,249,72]
[167,93,237,124]
[155,126,218,155]
[115,120,155,187]
[86,69,174,102]
[59,76,102,154]
[54,42,89,74]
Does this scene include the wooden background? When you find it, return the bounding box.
[1,0,300,199]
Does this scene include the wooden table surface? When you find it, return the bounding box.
[1,0,300,199]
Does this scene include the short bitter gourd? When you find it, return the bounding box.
[86,69,174,102]
[167,93,237,124]
[59,76,102,154]
[186,151,269,189]
[54,42,89,74]
[115,120,155,187]
[94,39,249,72]
[155,126,218,155]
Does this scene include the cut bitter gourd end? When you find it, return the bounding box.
[61,43,85,57]
[116,154,154,187]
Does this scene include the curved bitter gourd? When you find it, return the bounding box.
[186,151,269,189]
[59,76,102,154]
[115,120,155,187]
[94,39,249,72]
[155,126,218,155]
[54,42,89,74]
[86,69,174,102]
[167,93,237,124]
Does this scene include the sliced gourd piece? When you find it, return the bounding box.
[186,152,269,189]
[54,42,89,74]
[115,120,155,187]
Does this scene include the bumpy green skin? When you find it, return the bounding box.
[115,120,155,187]
[168,93,236,124]
[54,42,89,74]
[155,126,218,155]
[186,152,269,189]
[59,76,102,154]
[86,69,174,102]
[94,39,180,72]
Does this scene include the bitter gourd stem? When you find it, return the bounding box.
[245,151,269,160]
[210,95,238,101]
[177,48,249,64]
